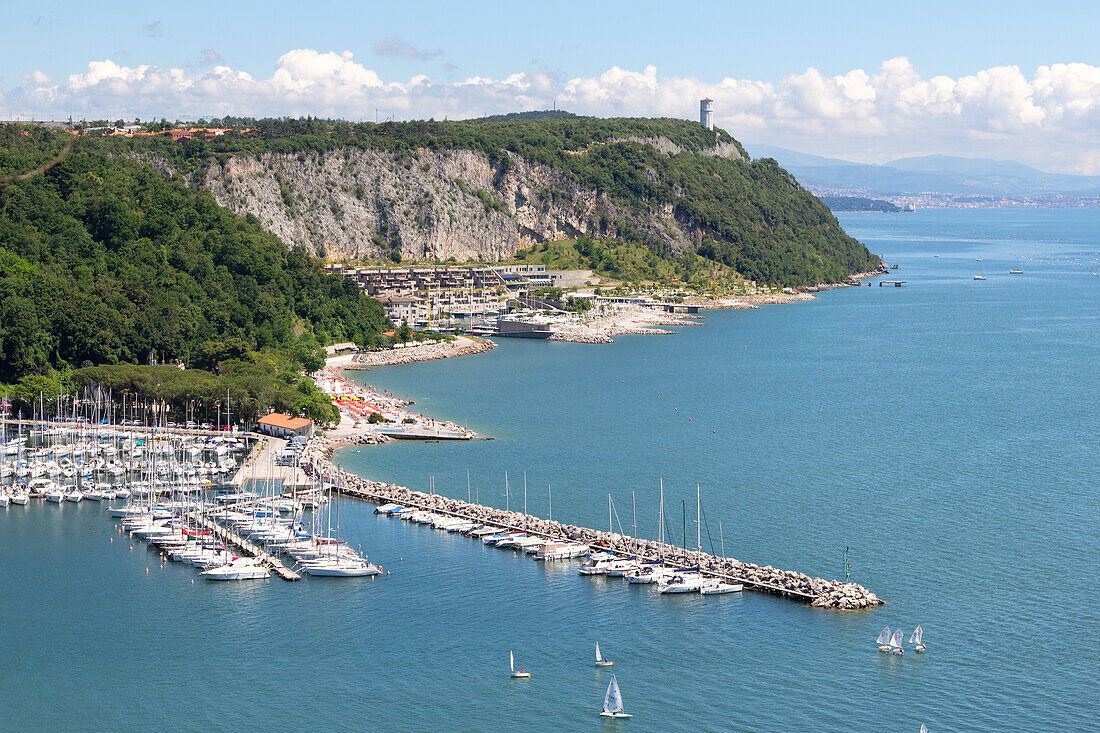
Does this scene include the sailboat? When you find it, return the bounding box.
[920,725,928,733]
[1010,253,1023,274]
[509,650,530,678]
[599,674,632,719]
[973,258,986,280]
[595,641,614,667]
[909,625,926,652]
[889,628,905,655]
[876,626,893,652]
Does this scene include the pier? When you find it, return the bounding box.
[319,460,882,610]
[181,508,301,581]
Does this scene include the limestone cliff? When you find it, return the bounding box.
[198,147,695,262]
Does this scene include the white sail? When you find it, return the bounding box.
[596,641,602,663]
[920,725,927,733]
[890,629,904,648]
[603,675,624,714]
[876,626,892,645]
[909,625,923,646]
[510,650,514,673]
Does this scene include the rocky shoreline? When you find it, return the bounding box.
[341,336,497,369]
[548,305,696,344]
[314,458,883,611]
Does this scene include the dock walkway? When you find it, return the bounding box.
[183,509,300,581]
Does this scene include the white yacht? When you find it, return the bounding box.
[201,558,270,581]
[658,568,704,594]
[625,563,673,584]
[301,558,381,577]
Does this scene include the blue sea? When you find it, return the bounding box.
[1,209,1097,731]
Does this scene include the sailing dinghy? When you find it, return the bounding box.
[909,625,926,653]
[509,650,530,678]
[595,641,614,667]
[599,674,632,718]
[876,626,893,652]
[889,628,905,655]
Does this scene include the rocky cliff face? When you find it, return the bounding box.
[197,147,695,261]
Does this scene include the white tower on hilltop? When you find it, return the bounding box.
[700,98,713,130]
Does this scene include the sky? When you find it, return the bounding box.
[3,0,1100,172]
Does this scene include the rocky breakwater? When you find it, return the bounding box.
[325,463,883,610]
[345,337,496,369]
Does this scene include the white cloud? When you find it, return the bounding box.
[7,51,1100,173]
[372,36,444,61]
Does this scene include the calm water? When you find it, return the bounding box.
[2,209,1098,731]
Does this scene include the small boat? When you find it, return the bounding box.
[700,580,743,594]
[578,553,615,575]
[509,650,530,679]
[876,626,893,652]
[909,625,926,653]
[201,558,270,581]
[889,628,905,655]
[1009,269,1023,274]
[973,275,986,280]
[920,725,928,733]
[657,568,704,594]
[624,561,670,584]
[599,674,632,719]
[595,641,614,667]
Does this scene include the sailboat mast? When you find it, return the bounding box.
[505,470,509,512]
[658,479,664,550]
[719,519,725,557]
[631,490,637,553]
[696,483,701,552]
[467,468,471,503]
[608,494,612,534]
[548,484,552,538]
[523,472,527,532]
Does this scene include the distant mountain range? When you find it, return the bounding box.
[747,144,1100,197]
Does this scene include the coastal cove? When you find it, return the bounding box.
[332,208,1099,730]
[0,209,1096,731]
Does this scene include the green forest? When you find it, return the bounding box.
[89,114,880,287]
[0,126,390,423]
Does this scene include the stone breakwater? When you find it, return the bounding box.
[319,460,883,610]
[344,337,496,369]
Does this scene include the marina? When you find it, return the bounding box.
[0,209,1097,730]
[0,417,380,584]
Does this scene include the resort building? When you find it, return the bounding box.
[323,265,508,320]
[257,413,314,439]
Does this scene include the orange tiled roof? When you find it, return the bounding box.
[257,413,312,429]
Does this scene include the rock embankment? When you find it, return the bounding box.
[317,460,883,610]
[344,337,496,369]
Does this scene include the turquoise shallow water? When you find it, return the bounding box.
[2,209,1098,731]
